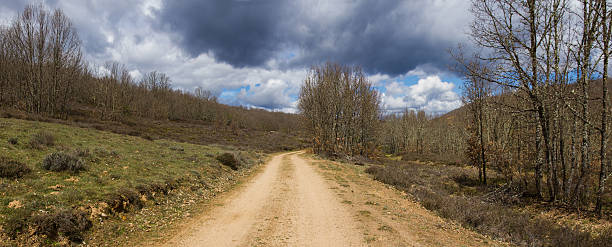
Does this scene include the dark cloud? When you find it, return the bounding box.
[158,0,287,67]
[157,0,469,75]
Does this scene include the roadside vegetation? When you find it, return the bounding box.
[365,159,612,247]
[0,117,263,245]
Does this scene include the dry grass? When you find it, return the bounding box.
[365,160,612,246]
[28,131,55,149]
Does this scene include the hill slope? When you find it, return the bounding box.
[0,117,264,246]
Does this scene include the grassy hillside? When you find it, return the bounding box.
[0,117,264,245]
[1,108,308,153]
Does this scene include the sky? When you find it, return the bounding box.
[0,0,472,114]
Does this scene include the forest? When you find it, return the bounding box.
[301,0,611,217]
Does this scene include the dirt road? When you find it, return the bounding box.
[163,152,503,247]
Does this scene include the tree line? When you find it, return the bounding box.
[0,5,299,133]
[378,109,464,161]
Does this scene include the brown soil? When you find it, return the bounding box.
[157,152,506,247]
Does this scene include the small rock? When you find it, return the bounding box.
[8,200,23,209]
[48,184,64,190]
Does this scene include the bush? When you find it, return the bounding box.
[30,209,92,242]
[0,157,31,178]
[105,187,143,213]
[3,208,31,239]
[142,134,154,141]
[8,137,18,145]
[28,131,55,149]
[216,153,240,170]
[42,152,86,173]
[72,148,90,158]
[364,165,384,175]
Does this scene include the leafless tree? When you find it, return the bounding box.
[298,62,380,156]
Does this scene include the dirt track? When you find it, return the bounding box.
[162,152,503,247]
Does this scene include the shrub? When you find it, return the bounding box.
[72,148,90,158]
[364,165,384,175]
[28,131,55,149]
[30,209,92,242]
[42,152,86,173]
[0,157,31,178]
[452,174,481,187]
[105,187,143,213]
[8,137,18,145]
[3,208,31,239]
[216,153,240,170]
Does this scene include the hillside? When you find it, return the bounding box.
[435,79,612,127]
[1,111,307,154]
[0,117,265,246]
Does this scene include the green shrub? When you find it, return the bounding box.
[30,209,92,242]
[0,156,31,178]
[7,137,18,145]
[42,152,86,173]
[72,148,90,158]
[216,153,240,170]
[28,131,55,149]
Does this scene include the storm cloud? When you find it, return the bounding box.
[1,0,471,113]
[158,0,471,75]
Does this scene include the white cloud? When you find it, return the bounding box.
[381,75,462,114]
[236,79,295,110]
[368,73,391,86]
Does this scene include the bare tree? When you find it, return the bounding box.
[298,62,380,156]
